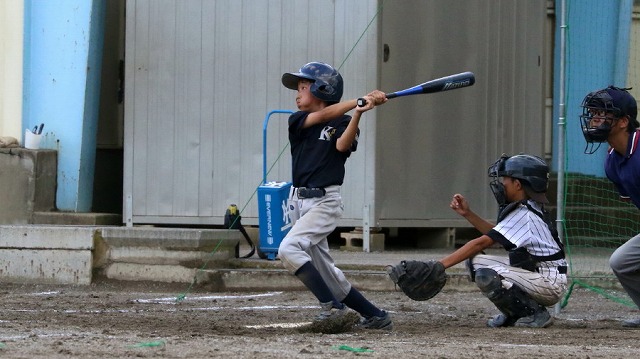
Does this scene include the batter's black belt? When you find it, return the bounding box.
[296,187,326,198]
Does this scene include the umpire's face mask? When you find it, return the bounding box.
[488,155,509,207]
[580,108,615,154]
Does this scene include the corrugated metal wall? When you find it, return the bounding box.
[124,0,548,227]
[124,0,381,225]
[375,0,547,226]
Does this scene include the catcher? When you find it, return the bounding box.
[388,154,567,328]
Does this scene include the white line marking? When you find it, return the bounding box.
[134,291,284,304]
[2,305,317,315]
[31,291,60,296]
[245,322,312,329]
[189,305,317,312]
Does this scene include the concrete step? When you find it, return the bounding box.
[193,267,476,292]
[0,148,57,225]
[0,225,95,284]
[0,221,480,292]
[0,225,240,285]
[186,248,479,292]
[33,211,122,225]
[1,224,622,292]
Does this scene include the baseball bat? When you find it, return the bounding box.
[356,71,475,107]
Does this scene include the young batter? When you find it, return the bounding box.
[277,61,392,330]
[439,154,567,328]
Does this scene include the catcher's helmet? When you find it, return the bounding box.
[580,86,638,154]
[488,154,550,204]
[282,62,344,103]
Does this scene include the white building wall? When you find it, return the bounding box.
[0,1,24,140]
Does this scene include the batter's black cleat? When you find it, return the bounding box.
[357,311,393,330]
[514,307,553,328]
[315,301,347,321]
[486,314,517,328]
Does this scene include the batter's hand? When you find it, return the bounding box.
[450,194,470,216]
[356,90,387,113]
[366,90,388,106]
[355,95,376,112]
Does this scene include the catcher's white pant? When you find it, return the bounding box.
[470,254,567,306]
[278,185,352,300]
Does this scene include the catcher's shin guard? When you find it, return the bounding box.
[474,268,544,320]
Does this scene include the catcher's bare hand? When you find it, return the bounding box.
[450,194,470,216]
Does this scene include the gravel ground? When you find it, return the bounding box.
[0,281,638,358]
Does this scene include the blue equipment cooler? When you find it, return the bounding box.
[257,181,292,260]
[257,110,294,260]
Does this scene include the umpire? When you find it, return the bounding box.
[580,86,640,327]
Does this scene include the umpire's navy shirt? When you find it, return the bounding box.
[288,111,358,188]
[605,129,640,209]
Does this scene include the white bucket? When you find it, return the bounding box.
[24,129,42,150]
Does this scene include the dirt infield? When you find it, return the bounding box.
[0,281,638,358]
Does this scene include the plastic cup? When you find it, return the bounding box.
[24,129,42,150]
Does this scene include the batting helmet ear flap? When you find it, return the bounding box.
[315,83,335,96]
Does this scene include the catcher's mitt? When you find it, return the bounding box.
[387,260,447,301]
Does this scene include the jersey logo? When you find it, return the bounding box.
[281,199,293,230]
[318,126,336,141]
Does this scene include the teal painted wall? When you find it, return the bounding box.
[23,0,106,211]
[553,0,633,176]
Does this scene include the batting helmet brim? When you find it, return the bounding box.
[282,72,315,90]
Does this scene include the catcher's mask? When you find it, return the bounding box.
[580,86,638,154]
[281,62,344,104]
[488,154,550,206]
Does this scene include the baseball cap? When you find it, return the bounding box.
[604,86,638,123]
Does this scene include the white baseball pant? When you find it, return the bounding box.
[470,254,567,306]
[278,185,352,300]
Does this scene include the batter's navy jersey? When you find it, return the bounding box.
[288,111,358,188]
[487,200,566,269]
[605,129,640,209]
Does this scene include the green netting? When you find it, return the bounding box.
[564,173,639,255]
[561,173,638,307]
[560,2,640,308]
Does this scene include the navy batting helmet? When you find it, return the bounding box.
[282,62,344,103]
